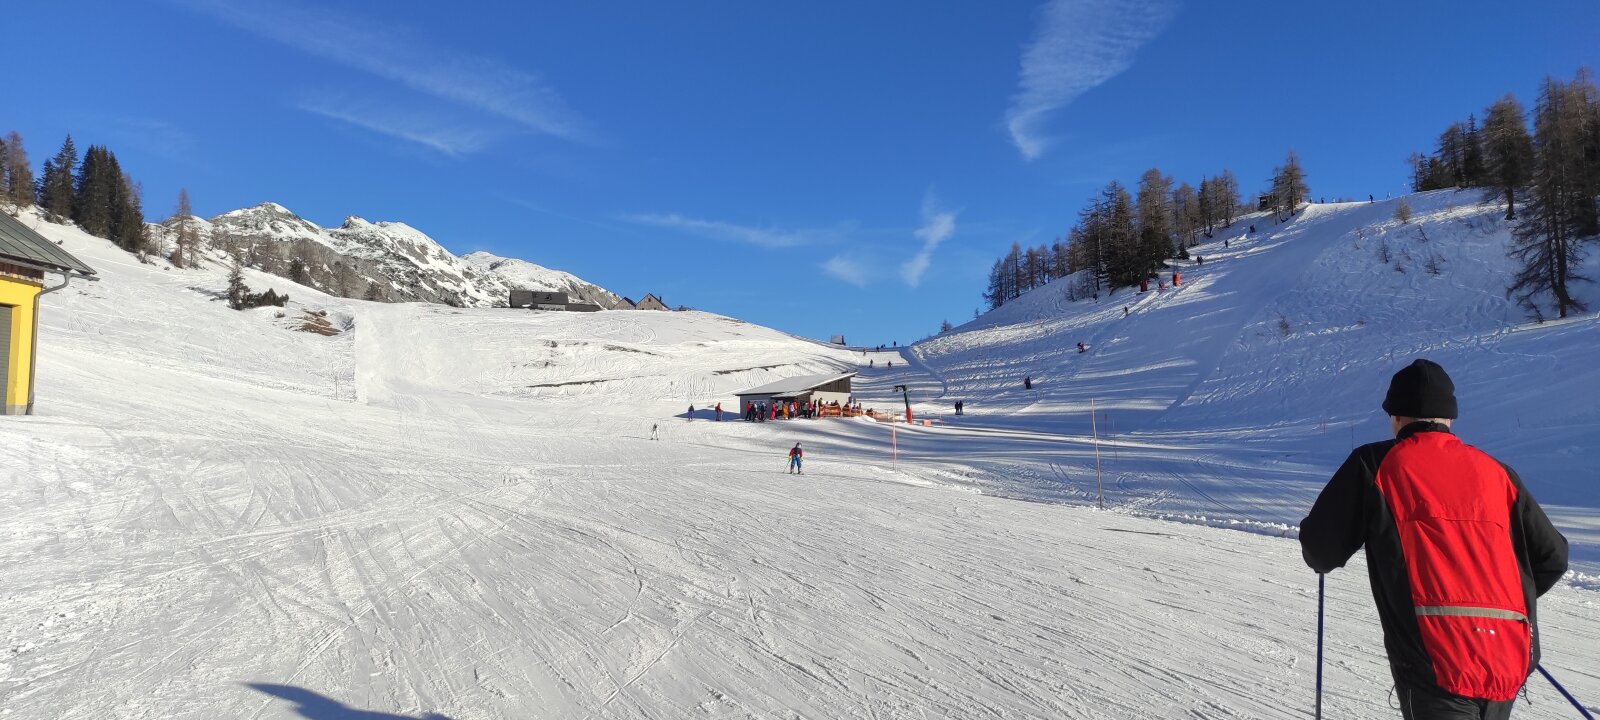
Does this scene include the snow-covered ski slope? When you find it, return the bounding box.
[1,198,1596,719]
[901,191,1599,564]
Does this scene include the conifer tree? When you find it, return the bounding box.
[1,131,35,207]
[1216,169,1242,227]
[171,188,202,268]
[110,169,148,255]
[1136,168,1175,272]
[73,146,118,237]
[1480,95,1536,219]
[1508,71,1600,319]
[1462,114,1486,186]
[227,256,249,310]
[1100,181,1140,288]
[36,135,77,219]
[1172,182,1200,248]
[1269,152,1309,217]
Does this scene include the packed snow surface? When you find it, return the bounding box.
[1,193,1596,719]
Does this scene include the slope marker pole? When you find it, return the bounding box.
[1090,399,1104,510]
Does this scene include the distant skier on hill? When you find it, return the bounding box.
[687,404,694,420]
[714,402,723,421]
[787,443,804,474]
[1023,376,1032,390]
[1300,360,1567,718]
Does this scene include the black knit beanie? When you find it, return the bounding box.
[1382,359,1458,419]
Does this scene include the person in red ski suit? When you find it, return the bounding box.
[1300,360,1567,719]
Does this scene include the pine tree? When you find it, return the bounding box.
[1101,181,1140,288]
[2,131,35,207]
[110,169,148,255]
[1508,71,1600,319]
[1216,169,1242,227]
[1172,182,1200,248]
[940,319,953,333]
[982,258,1004,310]
[73,146,118,238]
[289,255,309,285]
[1462,114,1486,186]
[1480,95,1536,219]
[1269,152,1309,217]
[1004,242,1024,300]
[1434,124,1467,187]
[1136,168,1175,273]
[227,256,249,310]
[171,188,202,268]
[36,135,77,219]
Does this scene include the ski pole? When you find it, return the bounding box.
[1538,665,1596,720]
[1316,573,1326,720]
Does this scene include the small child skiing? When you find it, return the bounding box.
[787,443,804,474]
[651,423,659,440]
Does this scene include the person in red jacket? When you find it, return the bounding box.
[787,443,803,474]
[1301,359,1567,719]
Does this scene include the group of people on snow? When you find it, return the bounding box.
[743,399,851,422]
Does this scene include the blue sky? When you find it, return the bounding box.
[6,1,1597,343]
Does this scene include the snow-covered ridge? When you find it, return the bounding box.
[157,201,622,308]
[904,190,1599,568]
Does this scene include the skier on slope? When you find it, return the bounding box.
[1300,360,1567,719]
[715,402,723,421]
[787,443,804,474]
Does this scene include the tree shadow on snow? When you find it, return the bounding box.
[246,683,454,720]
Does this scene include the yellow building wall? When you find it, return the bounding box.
[1,277,42,415]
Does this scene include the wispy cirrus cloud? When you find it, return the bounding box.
[299,99,497,156]
[901,192,958,288]
[625,213,848,249]
[170,0,584,143]
[823,254,869,287]
[1005,0,1178,161]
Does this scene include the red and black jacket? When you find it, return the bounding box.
[1300,423,1568,701]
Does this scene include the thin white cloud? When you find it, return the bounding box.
[625,213,845,249]
[300,100,496,156]
[1005,0,1178,161]
[171,0,583,142]
[901,192,958,288]
[823,255,869,287]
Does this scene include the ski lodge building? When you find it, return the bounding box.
[507,290,601,312]
[734,371,856,410]
[0,212,96,415]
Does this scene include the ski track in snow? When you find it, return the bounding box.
[0,196,1597,719]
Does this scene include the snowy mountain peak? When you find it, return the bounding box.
[189,202,623,308]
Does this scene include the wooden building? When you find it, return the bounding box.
[636,293,669,311]
[734,371,856,412]
[0,212,96,415]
